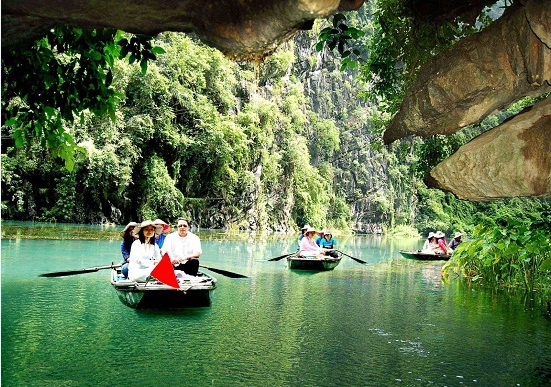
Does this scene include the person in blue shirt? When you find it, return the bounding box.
[153,218,168,248]
[318,230,339,258]
[315,230,325,246]
[120,221,138,278]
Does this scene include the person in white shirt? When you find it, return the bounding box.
[162,217,201,276]
[422,231,435,252]
[128,220,162,282]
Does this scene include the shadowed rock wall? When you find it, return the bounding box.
[1,0,364,60]
[427,98,551,200]
[385,0,551,200]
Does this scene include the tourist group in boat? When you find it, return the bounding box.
[120,217,201,282]
[41,218,463,307]
[398,230,463,261]
[421,230,462,255]
[297,225,339,258]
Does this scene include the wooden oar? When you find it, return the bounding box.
[40,264,121,277]
[199,265,248,278]
[336,250,367,265]
[268,252,295,262]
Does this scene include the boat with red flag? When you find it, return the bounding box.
[110,268,217,309]
[110,252,217,308]
[40,252,249,308]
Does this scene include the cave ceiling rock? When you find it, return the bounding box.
[384,0,551,143]
[384,0,551,200]
[1,0,365,60]
[427,97,551,201]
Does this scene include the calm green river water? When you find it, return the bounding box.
[2,226,550,386]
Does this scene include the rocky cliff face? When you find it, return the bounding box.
[3,0,549,201]
[385,0,551,200]
[290,24,395,232]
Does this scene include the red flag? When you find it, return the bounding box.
[150,253,180,289]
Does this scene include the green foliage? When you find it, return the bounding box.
[327,196,352,230]
[136,155,185,220]
[308,113,340,163]
[316,13,366,71]
[443,212,551,297]
[43,173,77,222]
[260,46,296,83]
[413,134,466,178]
[1,26,164,170]
[387,224,419,237]
[2,31,357,230]
[540,258,551,272]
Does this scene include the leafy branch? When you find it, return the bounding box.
[316,13,366,71]
[1,26,165,170]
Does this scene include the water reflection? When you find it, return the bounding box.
[1,229,550,386]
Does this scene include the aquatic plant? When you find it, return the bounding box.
[443,217,551,304]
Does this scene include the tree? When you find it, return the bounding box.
[1,26,164,170]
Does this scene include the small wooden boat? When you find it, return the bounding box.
[286,253,342,271]
[110,268,217,309]
[399,250,451,261]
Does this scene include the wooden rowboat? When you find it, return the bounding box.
[110,268,217,309]
[286,253,342,271]
[399,250,451,261]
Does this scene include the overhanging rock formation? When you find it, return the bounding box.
[2,0,550,201]
[385,0,551,200]
[1,0,364,60]
[427,98,551,201]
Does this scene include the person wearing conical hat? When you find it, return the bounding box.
[449,232,463,251]
[298,224,311,242]
[295,224,312,251]
[119,221,138,278]
[434,231,452,254]
[127,220,162,282]
[153,218,168,248]
[421,231,435,252]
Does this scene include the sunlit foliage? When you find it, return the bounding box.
[1,27,164,170]
[443,213,551,300]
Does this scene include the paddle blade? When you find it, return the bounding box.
[200,265,248,278]
[39,264,121,277]
[349,256,368,265]
[337,250,367,265]
[150,253,180,289]
[268,253,293,261]
[40,268,99,277]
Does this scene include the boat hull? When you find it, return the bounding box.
[399,250,451,261]
[287,255,342,271]
[110,269,216,309]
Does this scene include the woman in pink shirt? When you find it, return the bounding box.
[434,231,452,254]
[299,227,330,257]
